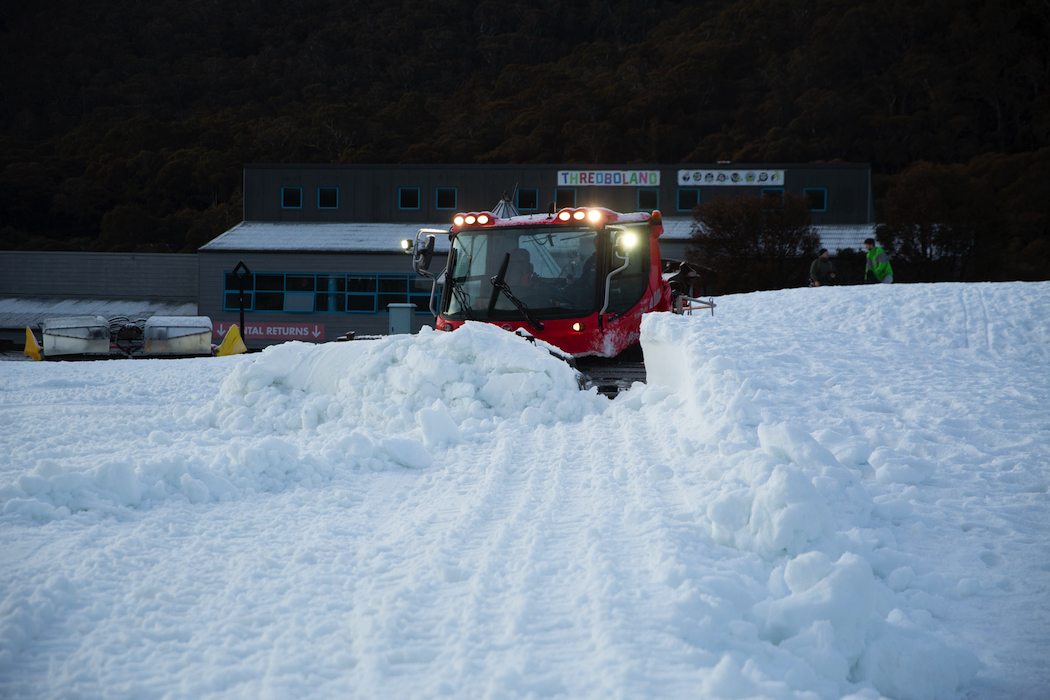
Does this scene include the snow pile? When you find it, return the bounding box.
[197,321,595,439]
[637,282,1050,699]
[0,323,601,519]
[2,282,1048,699]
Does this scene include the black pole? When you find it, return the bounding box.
[233,261,251,338]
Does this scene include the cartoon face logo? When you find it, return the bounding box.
[731,172,741,182]
[746,172,755,182]
[758,172,768,182]
[705,172,715,182]
[716,173,726,182]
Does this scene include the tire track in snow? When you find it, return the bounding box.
[336,434,542,693]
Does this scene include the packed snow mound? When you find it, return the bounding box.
[3,282,1048,700]
[0,324,603,520]
[694,281,1050,357]
[635,284,1034,699]
[196,321,600,437]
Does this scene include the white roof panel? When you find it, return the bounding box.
[199,222,453,253]
[660,218,873,253]
[0,298,198,331]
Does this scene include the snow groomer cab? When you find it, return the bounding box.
[407,204,673,358]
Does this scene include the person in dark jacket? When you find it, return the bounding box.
[809,248,836,287]
[863,238,894,283]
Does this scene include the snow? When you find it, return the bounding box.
[1,281,1048,700]
[199,221,453,253]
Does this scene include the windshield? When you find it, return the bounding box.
[445,227,599,319]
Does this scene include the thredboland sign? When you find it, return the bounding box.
[677,169,785,186]
[557,170,661,186]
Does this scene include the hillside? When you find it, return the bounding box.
[0,0,1047,277]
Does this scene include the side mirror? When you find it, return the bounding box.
[413,234,436,272]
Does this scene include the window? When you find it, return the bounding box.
[804,188,827,211]
[607,224,652,316]
[555,188,576,210]
[677,189,699,211]
[316,275,346,312]
[224,291,252,310]
[347,276,378,311]
[224,272,434,315]
[318,187,339,209]
[284,275,315,311]
[435,187,457,209]
[399,187,420,209]
[517,188,539,210]
[762,188,784,206]
[378,277,409,311]
[253,273,285,311]
[281,187,302,209]
[637,188,659,212]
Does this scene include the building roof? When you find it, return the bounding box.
[659,217,873,253]
[199,222,453,253]
[0,298,198,331]
[201,219,873,256]
[815,225,878,253]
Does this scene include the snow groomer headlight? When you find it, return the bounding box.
[554,208,609,226]
[453,212,494,229]
[617,231,639,250]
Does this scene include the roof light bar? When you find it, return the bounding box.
[453,212,497,229]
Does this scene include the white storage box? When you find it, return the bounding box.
[41,316,110,356]
[144,316,213,355]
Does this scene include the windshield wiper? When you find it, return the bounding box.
[448,276,476,320]
[488,252,545,332]
[445,248,476,320]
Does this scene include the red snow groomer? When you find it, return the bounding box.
[408,202,708,360]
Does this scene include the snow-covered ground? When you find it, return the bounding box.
[1,282,1048,700]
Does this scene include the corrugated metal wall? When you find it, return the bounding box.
[0,251,198,301]
[243,163,873,226]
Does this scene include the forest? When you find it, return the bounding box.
[1,0,1048,281]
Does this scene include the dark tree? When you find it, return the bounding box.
[876,161,998,282]
[687,194,819,294]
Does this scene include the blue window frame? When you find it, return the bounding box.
[517,188,539,210]
[223,272,437,315]
[435,187,457,210]
[555,188,575,209]
[318,187,339,209]
[677,188,699,211]
[281,187,302,209]
[399,187,420,210]
[762,187,784,202]
[804,188,827,211]
[638,188,659,212]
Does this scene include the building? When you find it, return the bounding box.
[2,162,872,351]
[197,162,872,347]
